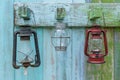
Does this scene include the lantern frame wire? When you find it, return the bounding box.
[13,27,41,69]
[84,25,108,64]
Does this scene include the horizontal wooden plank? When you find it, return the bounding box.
[14,3,120,27]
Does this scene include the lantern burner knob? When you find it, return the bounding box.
[20,56,33,68]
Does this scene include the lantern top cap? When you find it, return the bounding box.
[55,22,67,29]
[92,24,101,27]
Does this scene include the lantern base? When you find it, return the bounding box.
[22,62,31,68]
[55,46,67,51]
[87,54,105,64]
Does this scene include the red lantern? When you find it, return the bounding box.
[84,25,108,64]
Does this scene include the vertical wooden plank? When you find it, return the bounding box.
[14,1,43,80]
[71,0,86,80]
[85,28,114,80]
[85,1,114,80]
[114,28,120,80]
[27,28,43,80]
[43,28,56,80]
[55,29,72,80]
[114,1,120,80]
[42,1,72,80]
[0,0,15,80]
[65,29,72,80]
[43,28,72,80]
[56,51,66,80]
[72,0,86,80]
[72,28,86,80]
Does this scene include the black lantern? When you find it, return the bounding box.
[13,26,40,69]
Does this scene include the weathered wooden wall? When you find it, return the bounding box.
[0,0,120,80]
[14,3,120,27]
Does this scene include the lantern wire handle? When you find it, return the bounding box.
[31,10,37,27]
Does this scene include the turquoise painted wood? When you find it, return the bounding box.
[14,0,43,80]
[72,28,86,80]
[0,0,15,80]
[0,0,117,80]
[14,3,120,27]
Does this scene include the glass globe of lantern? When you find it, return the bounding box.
[16,35,35,68]
[88,33,104,55]
[51,22,70,51]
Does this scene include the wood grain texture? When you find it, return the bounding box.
[15,0,43,2]
[14,1,43,80]
[114,2,120,80]
[115,0,120,2]
[43,28,56,80]
[91,0,114,3]
[42,0,72,3]
[0,0,117,80]
[114,28,120,80]
[0,0,15,80]
[72,28,86,80]
[85,28,114,80]
[72,0,85,3]
[14,3,120,27]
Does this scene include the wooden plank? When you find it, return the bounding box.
[14,1,43,80]
[42,2,72,80]
[14,3,120,27]
[43,28,72,80]
[114,0,120,76]
[73,0,85,3]
[43,28,56,80]
[15,0,43,2]
[56,51,66,80]
[85,0,114,79]
[28,28,43,80]
[72,28,86,80]
[115,0,120,2]
[0,0,15,80]
[91,0,114,2]
[85,28,114,80]
[56,30,72,80]
[85,0,91,3]
[42,0,72,3]
[71,1,86,80]
[101,0,114,3]
[114,28,120,80]
[65,30,72,80]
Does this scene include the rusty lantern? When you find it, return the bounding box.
[13,26,40,69]
[84,25,108,64]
